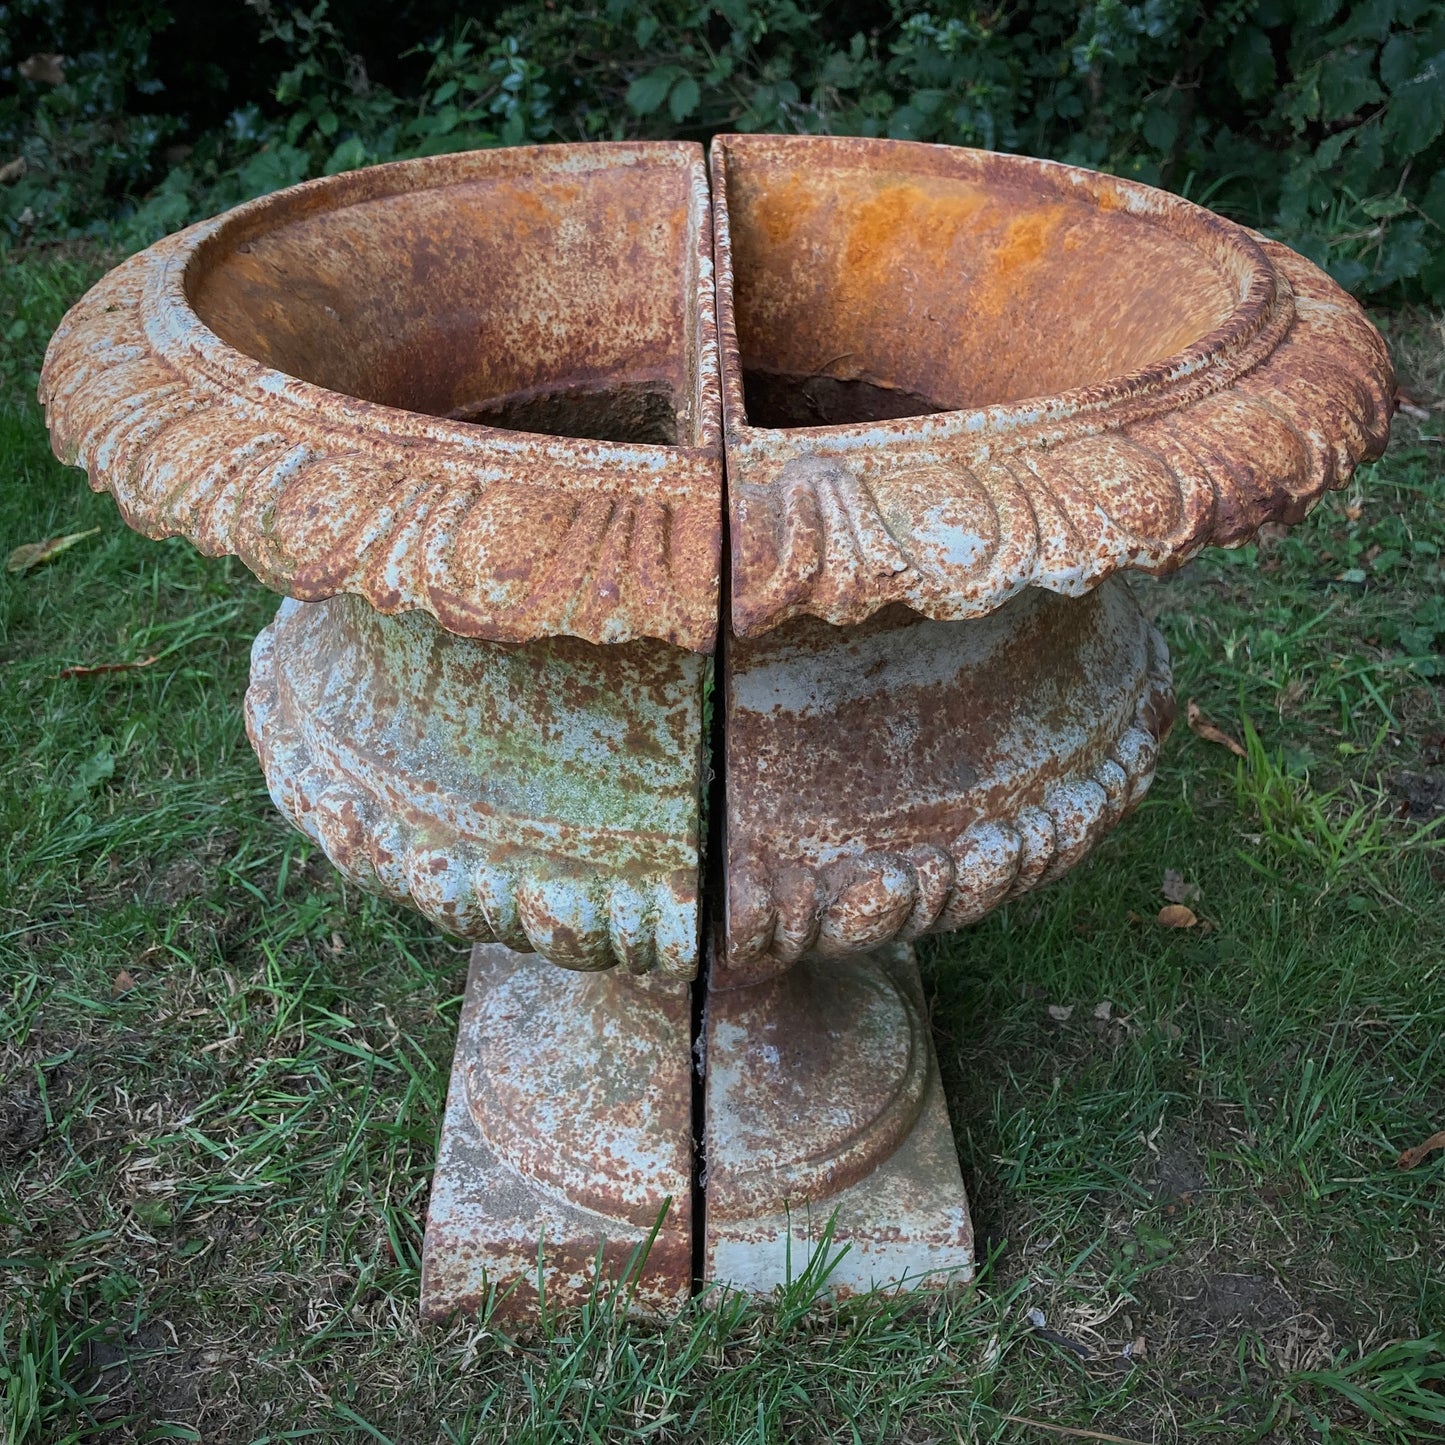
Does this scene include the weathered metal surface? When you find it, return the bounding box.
[704,949,928,1216]
[712,133,1395,639]
[463,959,694,1226]
[245,594,707,977]
[422,944,693,1319]
[39,143,723,652]
[38,135,1399,1316]
[722,576,1173,985]
[704,942,973,1293]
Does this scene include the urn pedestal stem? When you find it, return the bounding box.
[702,943,973,1293]
[421,944,696,1319]
[421,938,975,1313]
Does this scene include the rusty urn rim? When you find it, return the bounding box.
[39,142,725,653]
[712,134,1394,638]
[713,134,1293,446]
[41,135,1393,656]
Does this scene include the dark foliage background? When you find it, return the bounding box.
[2,1,1443,296]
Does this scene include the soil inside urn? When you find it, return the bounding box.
[740,371,946,428]
[454,377,680,445]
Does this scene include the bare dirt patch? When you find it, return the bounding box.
[0,1086,46,1157]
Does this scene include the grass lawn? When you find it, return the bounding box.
[2,246,1443,1445]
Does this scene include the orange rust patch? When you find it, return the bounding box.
[969,203,1067,317]
[492,178,583,240]
[747,172,819,249]
[830,179,992,358]
[841,181,988,281]
[992,206,1063,278]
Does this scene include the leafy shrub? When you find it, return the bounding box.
[0,0,183,236]
[1,0,1442,300]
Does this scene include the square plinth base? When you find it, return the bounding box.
[703,945,974,1296]
[420,945,694,1321]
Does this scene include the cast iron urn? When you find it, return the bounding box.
[40,136,1394,1312]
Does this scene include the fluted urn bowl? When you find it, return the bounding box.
[39,135,1393,1310]
[41,143,724,651]
[711,136,1393,637]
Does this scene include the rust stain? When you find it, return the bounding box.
[749,170,819,248]
[841,180,988,280]
[991,204,1063,278]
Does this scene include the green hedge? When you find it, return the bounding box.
[2,0,1443,299]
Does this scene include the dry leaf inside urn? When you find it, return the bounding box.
[7,527,99,573]
[1186,699,1247,758]
[1396,1130,1445,1170]
[1157,904,1198,928]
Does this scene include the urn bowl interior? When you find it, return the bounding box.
[716,136,1262,427]
[186,146,713,447]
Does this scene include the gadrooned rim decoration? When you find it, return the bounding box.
[40,143,724,653]
[244,597,703,980]
[39,136,1394,651]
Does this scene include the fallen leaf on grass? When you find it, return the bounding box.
[58,654,159,679]
[111,969,137,995]
[7,527,99,573]
[1255,521,1289,552]
[1158,904,1198,928]
[130,1196,171,1230]
[1396,1130,1445,1170]
[1093,1000,1113,1021]
[0,156,25,185]
[1047,1003,1075,1022]
[1186,699,1247,758]
[1396,389,1438,421]
[1162,868,1201,904]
